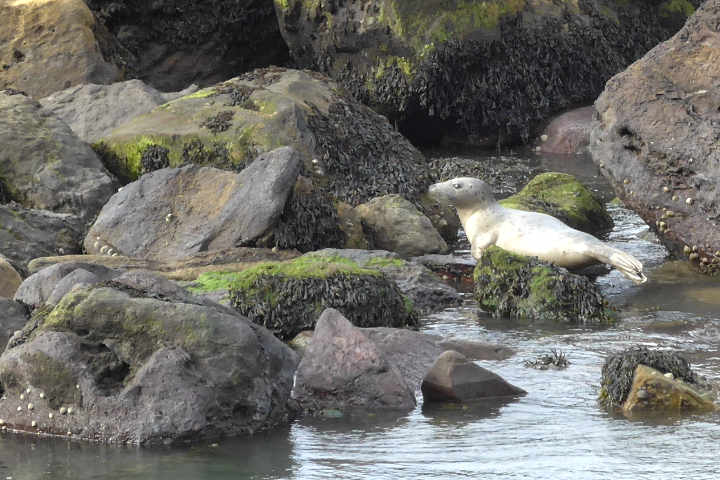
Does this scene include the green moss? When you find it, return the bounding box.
[659,0,695,18]
[189,271,246,293]
[177,87,218,101]
[275,0,290,12]
[93,136,174,183]
[366,257,408,268]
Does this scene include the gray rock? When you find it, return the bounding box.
[0,255,23,299]
[14,262,118,308]
[0,204,85,274]
[0,284,299,445]
[0,299,28,351]
[84,147,301,262]
[46,269,101,306]
[0,92,117,220]
[40,80,198,143]
[356,195,448,258]
[539,106,594,154]
[292,308,416,413]
[421,350,526,403]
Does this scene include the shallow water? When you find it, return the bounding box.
[3,152,720,479]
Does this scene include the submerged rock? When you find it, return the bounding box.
[275,0,696,145]
[291,308,416,413]
[473,246,613,324]
[499,173,613,236]
[590,0,720,274]
[421,350,526,403]
[0,282,298,445]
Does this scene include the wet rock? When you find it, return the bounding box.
[84,147,301,262]
[499,173,613,236]
[304,249,462,315]
[335,202,369,249]
[0,299,28,351]
[474,246,613,324]
[94,68,430,206]
[356,195,448,258]
[84,0,289,92]
[590,0,720,274]
[0,256,23,299]
[0,283,298,445]
[276,0,696,146]
[0,0,122,98]
[229,255,417,340]
[40,80,198,143]
[0,92,118,220]
[599,345,703,409]
[291,308,416,413]
[538,106,595,154]
[0,204,85,275]
[418,192,461,246]
[412,254,477,293]
[421,350,526,403]
[622,364,716,414]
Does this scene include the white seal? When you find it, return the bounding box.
[429,177,647,283]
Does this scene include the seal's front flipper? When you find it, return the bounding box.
[470,231,497,261]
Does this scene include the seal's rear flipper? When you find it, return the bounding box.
[589,245,647,284]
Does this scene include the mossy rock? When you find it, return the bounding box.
[473,246,613,324]
[228,255,418,340]
[499,172,613,235]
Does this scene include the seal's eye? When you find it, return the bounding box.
[452,183,462,189]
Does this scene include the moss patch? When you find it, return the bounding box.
[659,0,695,18]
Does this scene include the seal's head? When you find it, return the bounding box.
[429,177,496,209]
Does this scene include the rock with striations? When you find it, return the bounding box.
[0,0,122,98]
[538,106,595,154]
[421,350,526,403]
[275,0,698,146]
[590,0,720,274]
[356,195,448,258]
[0,91,117,220]
[0,255,23,299]
[84,147,301,262]
[291,308,416,413]
[40,80,198,143]
[0,280,299,445]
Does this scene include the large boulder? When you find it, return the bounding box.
[84,0,289,91]
[0,91,117,220]
[0,256,22,299]
[84,147,301,262]
[0,204,85,275]
[538,106,595,154]
[0,299,28,351]
[474,246,613,323]
[40,81,198,143]
[421,350,525,403]
[0,281,298,445]
[0,0,122,98]
[499,173,613,236]
[590,0,720,274]
[291,308,416,413]
[356,195,448,257]
[275,0,698,145]
[93,68,431,206]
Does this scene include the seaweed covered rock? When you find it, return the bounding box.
[84,147,300,261]
[84,0,289,92]
[0,91,117,220]
[0,299,28,351]
[0,0,122,98]
[499,173,613,236]
[275,0,698,146]
[599,346,714,413]
[356,195,448,257]
[473,246,612,323]
[94,68,430,205]
[538,106,595,154]
[229,255,417,340]
[0,256,23,299]
[590,0,720,274]
[0,280,298,445]
[40,80,198,143]
[291,308,416,413]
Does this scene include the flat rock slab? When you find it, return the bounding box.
[84,147,300,262]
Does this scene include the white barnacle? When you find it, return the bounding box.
[27,403,34,411]
[60,407,67,415]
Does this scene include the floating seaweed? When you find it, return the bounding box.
[524,349,569,370]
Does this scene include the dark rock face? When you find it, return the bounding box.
[84,0,290,91]
[421,350,526,403]
[0,299,28,351]
[473,246,613,324]
[0,204,85,275]
[291,308,416,413]
[590,0,720,274]
[84,147,301,261]
[0,92,117,220]
[276,0,698,146]
[0,282,298,445]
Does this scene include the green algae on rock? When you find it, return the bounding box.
[473,246,613,324]
[499,172,613,236]
[228,255,418,340]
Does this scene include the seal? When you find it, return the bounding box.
[429,177,647,283]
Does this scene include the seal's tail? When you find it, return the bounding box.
[591,245,647,284]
